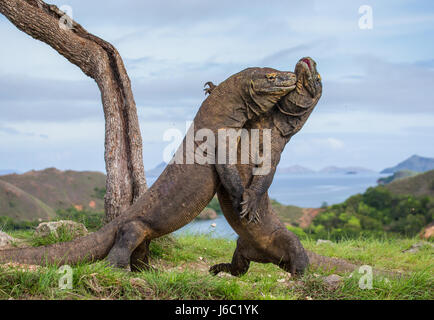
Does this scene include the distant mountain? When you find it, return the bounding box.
[0,169,20,176]
[146,162,167,178]
[276,165,315,174]
[381,155,434,174]
[385,169,434,197]
[0,179,56,221]
[0,168,106,221]
[319,166,376,174]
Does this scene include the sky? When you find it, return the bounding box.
[1,0,434,173]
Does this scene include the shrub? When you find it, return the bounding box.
[206,197,223,215]
[0,216,40,231]
[56,207,104,231]
[308,185,433,239]
[286,225,308,239]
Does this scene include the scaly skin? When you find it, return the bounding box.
[210,57,324,276]
[0,65,298,267]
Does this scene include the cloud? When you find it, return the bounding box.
[301,110,434,135]
[1,0,434,173]
[0,124,48,139]
[290,136,344,155]
[65,0,316,29]
[321,55,434,114]
[322,138,345,150]
[0,75,97,101]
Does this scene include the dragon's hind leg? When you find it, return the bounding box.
[209,238,251,276]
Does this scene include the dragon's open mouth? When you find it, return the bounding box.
[301,58,312,71]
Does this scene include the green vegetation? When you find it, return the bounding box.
[29,225,79,247]
[0,207,104,233]
[0,216,40,231]
[307,186,434,240]
[1,231,432,300]
[92,187,106,200]
[56,207,104,231]
[286,225,308,239]
[270,200,303,225]
[206,197,223,215]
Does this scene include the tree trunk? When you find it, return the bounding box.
[0,0,147,222]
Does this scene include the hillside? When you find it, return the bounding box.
[0,168,106,221]
[0,180,55,221]
[385,170,434,197]
[0,168,106,211]
[377,170,419,185]
[270,200,304,225]
[381,155,434,174]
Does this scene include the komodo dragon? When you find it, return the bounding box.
[0,62,299,267]
[207,57,325,276]
[207,59,385,277]
[0,58,362,276]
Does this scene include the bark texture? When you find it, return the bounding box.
[0,0,147,221]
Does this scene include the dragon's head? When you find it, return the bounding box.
[250,69,297,96]
[294,57,322,98]
[247,68,297,112]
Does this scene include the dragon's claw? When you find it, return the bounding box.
[204,81,217,95]
[239,189,262,224]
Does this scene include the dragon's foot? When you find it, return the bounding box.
[209,263,231,276]
[107,261,131,272]
[106,248,132,271]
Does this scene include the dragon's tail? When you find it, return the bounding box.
[306,250,403,278]
[0,222,118,266]
[306,250,359,273]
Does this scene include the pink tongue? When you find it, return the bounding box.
[302,58,311,71]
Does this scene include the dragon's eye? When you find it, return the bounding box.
[317,74,322,81]
[266,73,277,80]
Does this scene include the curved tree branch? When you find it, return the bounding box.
[0,0,147,221]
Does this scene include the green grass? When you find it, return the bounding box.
[304,237,433,273]
[28,226,79,247]
[0,231,432,300]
